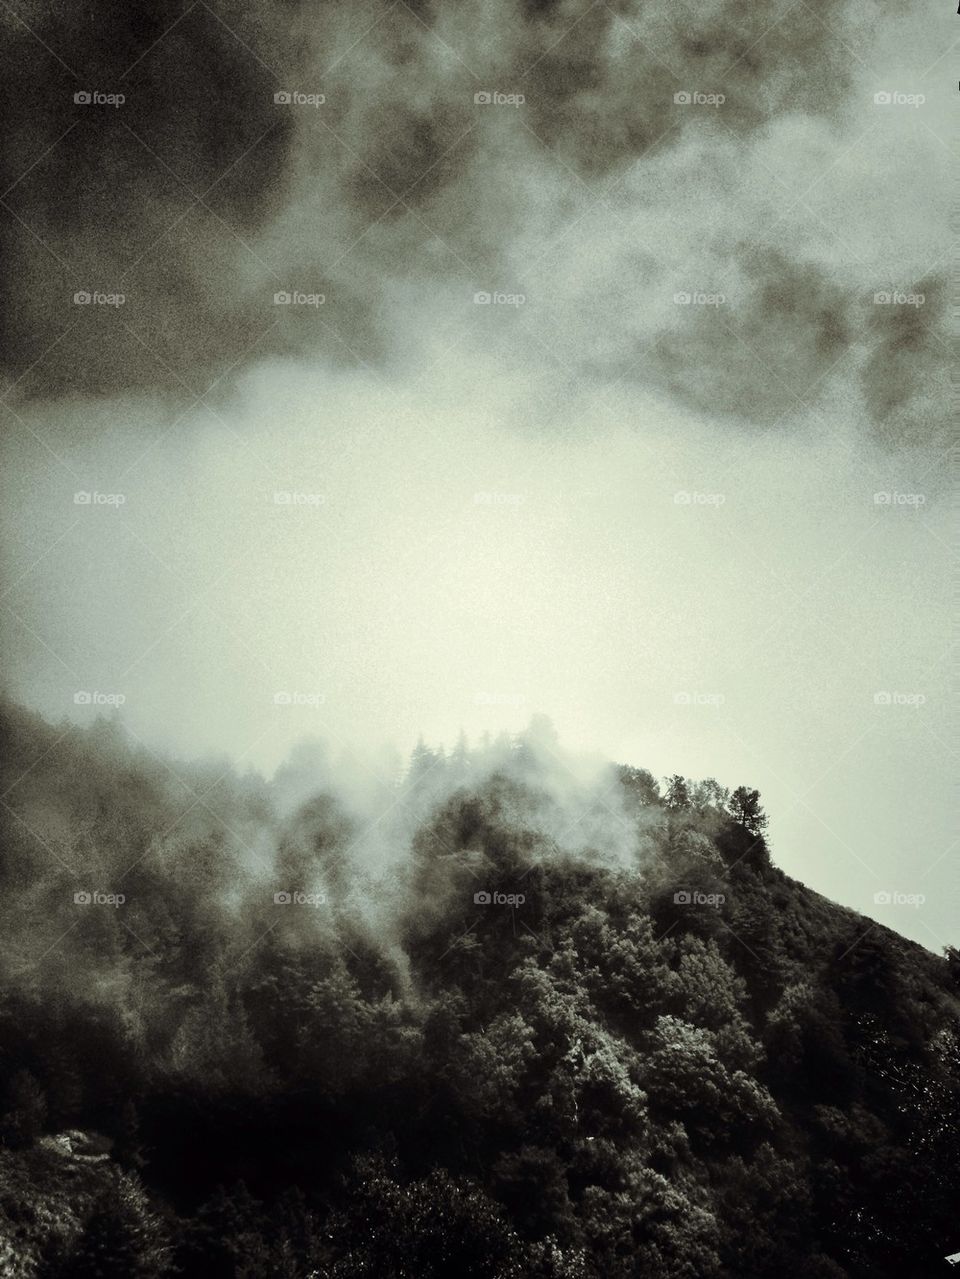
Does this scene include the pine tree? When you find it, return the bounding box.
[728,787,768,835]
[62,1171,171,1278]
[2,1068,47,1148]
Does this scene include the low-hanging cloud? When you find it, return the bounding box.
[0,0,949,446]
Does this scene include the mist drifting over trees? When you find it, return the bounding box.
[0,698,957,1277]
[0,0,952,1269]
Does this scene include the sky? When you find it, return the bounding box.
[0,0,954,949]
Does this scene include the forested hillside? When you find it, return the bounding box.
[0,698,957,1277]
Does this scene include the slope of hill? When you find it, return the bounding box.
[0,698,957,1277]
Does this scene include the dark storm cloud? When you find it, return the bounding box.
[859,275,951,449]
[0,0,945,446]
[644,250,852,424]
[0,0,294,398]
[514,0,855,170]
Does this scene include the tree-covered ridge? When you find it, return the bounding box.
[0,698,957,1278]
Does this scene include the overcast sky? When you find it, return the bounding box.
[0,0,953,949]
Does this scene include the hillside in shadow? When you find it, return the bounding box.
[0,698,957,1277]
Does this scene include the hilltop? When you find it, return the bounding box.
[0,698,957,1277]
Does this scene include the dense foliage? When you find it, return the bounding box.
[0,700,957,1277]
